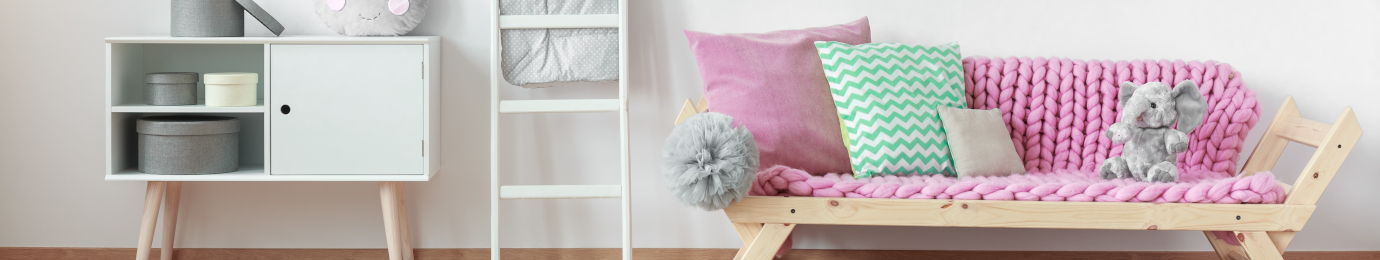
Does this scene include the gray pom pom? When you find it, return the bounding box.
[663,112,759,211]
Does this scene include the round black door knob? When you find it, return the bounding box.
[280,104,291,114]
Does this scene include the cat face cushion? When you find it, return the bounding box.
[314,0,429,36]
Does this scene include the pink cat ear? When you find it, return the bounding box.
[388,0,410,15]
[327,0,346,11]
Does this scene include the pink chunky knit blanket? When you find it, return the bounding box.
[963,57,1260,176]
[748,57,1274,204]
[750,166,1284,203]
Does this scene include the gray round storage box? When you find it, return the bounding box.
[171,0,245,37]
[146,72,199,106]
[137,116,240,175]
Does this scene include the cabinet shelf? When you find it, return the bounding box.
[112,102,265,113]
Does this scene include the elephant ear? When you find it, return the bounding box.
[1118,82,1143,123]
[1118,82,1137,108]
[1172,80,1207,133]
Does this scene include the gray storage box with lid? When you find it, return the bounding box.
[146,72,199,105]
[137,116,240,174]
[171,0,244,37]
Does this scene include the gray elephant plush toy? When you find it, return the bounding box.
[1100,80,1207,182]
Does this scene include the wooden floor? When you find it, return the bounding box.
[2,248,1376,260]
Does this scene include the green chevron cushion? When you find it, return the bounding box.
[816,41,966,178]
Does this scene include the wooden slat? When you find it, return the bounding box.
[1205,231,1286,260]
[673,97,710,126]
[723,197,1313,232]
[730,222,763,260]
[1240,97,1302,175]
[1284,107,1362,205]
[1204,231,1248,260]
[730,223,762,245]
[1239,231,1285,260]
[499,185,621,199]
[498,14,619,29]
[1267,231,1297,254]
[1277,117,1331,148]
[741,224,795,260]
[499,99,620,114]
[673,99,698,126]
[696,96,709,113]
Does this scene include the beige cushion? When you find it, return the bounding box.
[937,106,1026,177]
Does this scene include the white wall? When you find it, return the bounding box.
[0,0,1376,251]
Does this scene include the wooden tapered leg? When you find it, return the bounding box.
[136,181,166,260]
[380,182,403,260]
[160,182,182,260]
[731,223,763,260]
[740,223,795,260]
[396,182,414,260]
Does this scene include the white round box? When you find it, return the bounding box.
[204,72,258,107]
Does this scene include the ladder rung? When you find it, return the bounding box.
[500,185,621,199]
[499,99,620,113]
[499,14,619,29]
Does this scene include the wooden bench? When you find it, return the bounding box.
[673,97,1361,260]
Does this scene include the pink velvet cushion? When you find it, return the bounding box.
[684,17,871,174]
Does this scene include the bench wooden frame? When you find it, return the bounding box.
[672,96,1361,260]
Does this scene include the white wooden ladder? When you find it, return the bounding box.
[488,1,631,259]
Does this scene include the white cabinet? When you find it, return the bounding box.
[104,37,440,181]
[271,45,425,175]
[103,37,439,260]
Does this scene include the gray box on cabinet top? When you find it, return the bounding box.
[171,0,245,37]
[146,72,199,106]
[138,116,240,175]
[236,0,284,36]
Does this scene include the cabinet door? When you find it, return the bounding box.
[270,45,424,175]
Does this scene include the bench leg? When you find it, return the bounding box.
[1204,231,1284,260]
[1266,231,1295,254]
[731,223,763,260]
[739,223,795,260]
[160,181,182,260]
[1205,231,1245,259]
[1238,232,1284,260]
[135,181,166,260]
